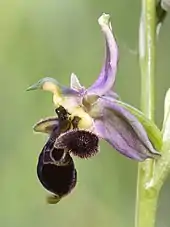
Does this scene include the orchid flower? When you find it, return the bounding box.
[28,13,160,162]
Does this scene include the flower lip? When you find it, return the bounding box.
[35,110,85,201]
[37,151,77,198]
[37,124,77,199]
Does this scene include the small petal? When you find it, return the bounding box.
[55,129,99,158]
[87,13,118,96]
[33,117,59,134]
[94,99,160,161]
[70,73,85,92]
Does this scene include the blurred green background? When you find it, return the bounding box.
[0,0,170,227]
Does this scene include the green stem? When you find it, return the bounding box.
[151,142,170,191]
[135,0,157,227]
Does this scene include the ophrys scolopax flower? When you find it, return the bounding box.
[28,13,160,163]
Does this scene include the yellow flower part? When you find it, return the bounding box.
[27,77,94,130]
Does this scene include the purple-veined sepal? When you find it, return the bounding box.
[93,98,161,161]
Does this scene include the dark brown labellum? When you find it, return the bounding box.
[37,151,77,199]
[35,106,87,202]
[36,118,77,200]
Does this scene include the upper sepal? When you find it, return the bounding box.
[87,13,118,96]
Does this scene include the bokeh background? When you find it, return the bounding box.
[0,0,170,227]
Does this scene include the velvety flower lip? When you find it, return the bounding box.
[37,121,77,203]
[37,151,77,201]
[28,13,161,161]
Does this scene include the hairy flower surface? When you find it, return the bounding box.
[28,13,160,161]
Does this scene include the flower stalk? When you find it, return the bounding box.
[135,0,158,227]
